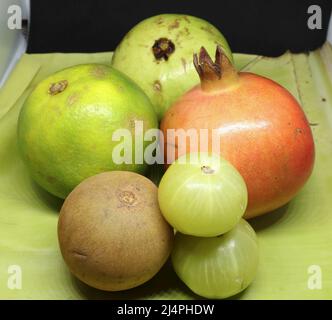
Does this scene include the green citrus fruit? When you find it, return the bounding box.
[111,14,233,120]
[17,64,158,199]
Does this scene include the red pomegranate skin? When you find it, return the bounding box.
[160,72,315,219]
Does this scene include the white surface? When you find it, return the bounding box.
[0,0,29,88]
[22,0,30,19]
[328,12,332,45]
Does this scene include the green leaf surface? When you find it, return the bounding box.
[0,45,331,299]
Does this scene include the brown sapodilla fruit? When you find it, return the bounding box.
[58,171,174,291]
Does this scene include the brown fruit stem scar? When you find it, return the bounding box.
[153,80,162,91]
[48,80,68,95]
[118,190,137,206]
[193,46,238,92]
[152,38,175,61]
[201,166,215,174]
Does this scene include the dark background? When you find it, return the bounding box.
[27,0,332,56]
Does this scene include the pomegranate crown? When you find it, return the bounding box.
[193,45,238,91]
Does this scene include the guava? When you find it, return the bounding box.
[17,64,158,199]
[111,14,233,120]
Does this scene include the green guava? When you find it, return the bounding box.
[17,64,158,199]
[111,14,233,120]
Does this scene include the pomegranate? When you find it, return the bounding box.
[160,46,315,219]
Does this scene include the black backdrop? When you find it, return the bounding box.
[27,0,331,56]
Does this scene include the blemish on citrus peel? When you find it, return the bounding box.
[48,80,68,95]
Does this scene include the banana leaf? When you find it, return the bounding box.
[0,44,331,299]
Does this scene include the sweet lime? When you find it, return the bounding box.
[17,64,158,198]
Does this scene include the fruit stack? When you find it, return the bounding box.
[16,14,314,298]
